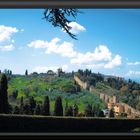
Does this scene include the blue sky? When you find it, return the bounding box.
[0,9,140,80]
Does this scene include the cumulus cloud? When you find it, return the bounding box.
[70,45,121,69]
[32,65,68,73]
[126,70,140,77]
[104,55,122,69]
[127,61,140,65]
[0,25,20,52]
[28,38,77,58]
[28,40,48,49]
[70,45,112,65]
[0,25,18,42]
[0,44,15,51]
[28,38,122,69]
[68,22,86,34]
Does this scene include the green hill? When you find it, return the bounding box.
[7,74,106,113]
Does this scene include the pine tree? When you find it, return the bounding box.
[0,74,9,113]
[42,96,50,115]
[54,96,63,116]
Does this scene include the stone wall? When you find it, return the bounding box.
[74,75,88,90]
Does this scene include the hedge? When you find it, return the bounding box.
[0,114,140,133]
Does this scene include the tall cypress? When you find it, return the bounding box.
[0,74,9,113]
[54,96,63,116]
[29,96,36,114]
[35,104,41,115]
[20,96,24,114]
[42,96,50,115]
[25,69,28,76]
[85,104,93,117]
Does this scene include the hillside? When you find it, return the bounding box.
[0,69,140,117]
[75,69,140,110]
[7,74,106,113]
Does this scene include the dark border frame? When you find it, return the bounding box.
[0,0,140,8]
[0,0,140,139]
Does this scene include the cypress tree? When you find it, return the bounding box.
[25,69,28,76]
[85,104,93,117]
[64,101,68,116]
[20,96,24,114]
[0,74,9,113]
[54,96,63,116]
[35,104,41,115]
[42,96,50,115]
[29,96,36,114]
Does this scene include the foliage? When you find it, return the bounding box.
[0,74,9,113]
[12,89,18,99]
[8,75,105,114]
[85,104,93,117]
[41,96,50,115]
[43,9,80,40]
[0,115,140,132]
[35,104,41,115]
[54,96,63,116]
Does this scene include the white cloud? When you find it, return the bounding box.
[81,54,121,69]
[45,41,77,58]
[0,44,15,51]
[127,61,140,65]
[28,40,49,49]
[28,38,122,69]
[28,38,77,58]
[70,45,112,65]
[32,65,68,73]
[68,22,86,34]
[126,70,140,77]
[0,25,18,42]
[104,54,122,69]
[70,45,121,69]
[62,22,86,34]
